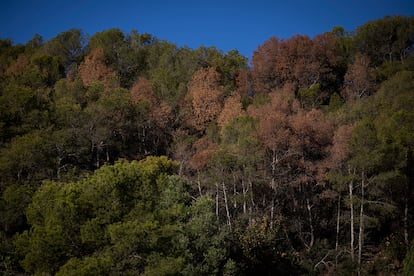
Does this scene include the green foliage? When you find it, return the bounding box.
[14,157,186,274]
[41,28,87,72]
[88,28,154,88]
[0,131,54,183]
[184,196,233,274]
[0,183,34,234]
[326,92,343,112]
[221,115,257,146]
[148,41,199,105]
[251,92,270,107]
[88,28,125,65]
[0,39,24,73]
[214,48,249,90]
[349,118,381,170]
[403,242,414,276]
[354,16,414,65]
[298,82,322,109]
[0,79,53,141]
[142,254,185,276]
[220,115,262,170]
[376,71,414,150]
[56,254,113,276]
[31,53,65,85]
[237,218,303,274]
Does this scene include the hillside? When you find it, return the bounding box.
[1,15,414,275]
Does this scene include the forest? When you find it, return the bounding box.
[0,15,414,275]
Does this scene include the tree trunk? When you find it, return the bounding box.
[197,172,202,197]
[106,147,110,163]
[242,179,247,214]
[233,172,237,209]
[57,157,62,180]
[358,170,365,270]
[215,183,219,221]
[96,145,100,168]
[336,194,341,252]
[271,150,276,228]
[404,196,409,249]
[405,150,413,249]
[349,168,355,263]
[222,182,232,230]
[249,177,255,209]
[270,198,275,229]
[306,198,314,250]
[336,194,341,268]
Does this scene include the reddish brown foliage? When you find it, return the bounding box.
[6,54,30,75]
[186,67,225,131]
[235,69,253,95]
[189,137,219,170]
[248,87,297,153]
[130,77,154,104]
[78,48,118,89]
[251,33,344,93]
[217,92,244,128]
[341,53,376,100]
[130,77,172,128]
[248,86,333,185]
[291,108,334,182]
[251,37,281,93]
[328,124,355,168]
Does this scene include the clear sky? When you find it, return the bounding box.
[1,0,413,59]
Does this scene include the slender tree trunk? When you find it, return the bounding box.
[222,182,232,230]
[358,171,365,272]
[404,150,413,249]
[336,194,341,268]
[336,194,341,252]
[242,179,247,214]
[96,145,100,168]
[215,183,219,221]
[271,150,276,229]
[57,157,62,180]
[197,172,202,197]
[349,168,355,263]
[306,198,314,250]
[270,198,275,229]
[233,173,237,209]
[272,150,276,182]
[249,177,255,209]
[404,196,409,249]
[178,161,183,176]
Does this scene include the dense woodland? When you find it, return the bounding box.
[1,15,414,275]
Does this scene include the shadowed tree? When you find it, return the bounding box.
[41,28,87,73]
[341,53,376,101]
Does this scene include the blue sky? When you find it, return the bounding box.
[1,0,413,59]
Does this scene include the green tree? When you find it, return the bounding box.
[15,156,186,275]
[0,39,25,74]
[41,28,87,73]
[148,41,199,105]
[354,16,414,65]
[237,218,303,274]
[88,28,125,66]
[374,71,414,252]
[184,195,234,275]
